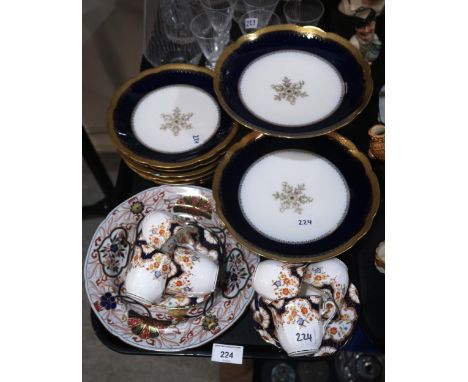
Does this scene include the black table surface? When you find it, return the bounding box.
[89,0,385,359]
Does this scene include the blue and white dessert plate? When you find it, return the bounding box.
[214,25,372,138]
[108,64,239,169]
[213,132,380,262]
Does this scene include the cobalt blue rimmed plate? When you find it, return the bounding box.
[212,131,380,262]
[214,25,372,139]
[107,64,239,169]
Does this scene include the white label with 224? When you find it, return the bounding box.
[211,343,244,364]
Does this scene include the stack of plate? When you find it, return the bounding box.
[212,25,379,262]
[107,64,240,185]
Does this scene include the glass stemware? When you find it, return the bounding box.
[283,0,324,26]
[200,0,238,33]
[190,11,231,69]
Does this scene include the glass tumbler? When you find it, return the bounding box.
[283,0,324,26]
[244,0,279,13]
[238,9,281,35]
[143,0,202,66]
[190,11,231,69]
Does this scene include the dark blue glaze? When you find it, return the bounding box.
[113,70,233,163]
[218,30,367,136]
[217,135,375,259]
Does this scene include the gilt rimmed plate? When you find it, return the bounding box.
[213,132,380,262]
[251,284,361,357]
[123,158,215,186]
[108,64,240,169]
[214,25,372,138]
[84,185,260,352]
[122,154,218,179]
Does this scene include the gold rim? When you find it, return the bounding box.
[123,154,219,179]
[118,145,230,173]
[213,25,373,139]
[125,157,215,185]
[107,64,240,169]
[120,151,226,178]
[212,131,380,263]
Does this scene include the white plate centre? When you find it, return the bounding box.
[238,50,344,127]
[132,85,220,154]
[239,150,350,244]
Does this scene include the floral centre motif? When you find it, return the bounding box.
[271,77,308,105]
[160,107,194,136]
[130,201,144,215]
[273,182,313,214]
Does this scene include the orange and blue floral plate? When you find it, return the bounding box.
[84,185,260,352]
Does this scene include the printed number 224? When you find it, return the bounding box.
[298,219,312,225]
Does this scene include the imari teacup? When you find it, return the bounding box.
[253,260,306,301]
[270,295,337,357]
[125,246,172,305]
[141,210,183,253]
[165,247,219,298]
[303,258,349,308]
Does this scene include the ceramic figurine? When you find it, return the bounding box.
[338,0,385,17]
[368,124,385,161]
[349,8,381,65]
[375,241,385,273]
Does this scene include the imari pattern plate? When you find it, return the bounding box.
[214,25,372,138]
[84,185,260,352]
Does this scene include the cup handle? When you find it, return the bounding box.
[319,299,338,329]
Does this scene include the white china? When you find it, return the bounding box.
[125,250,172,305]
[271,296,337,357]
[132,84,221,154]
[141,210,180,252]
[165,247,219,297]
[85,185,259,352]
[253,260,305,301]
[238,50,344,127]
[239,149,350,244]
[303,258,349,307]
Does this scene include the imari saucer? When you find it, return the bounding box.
[214,25,372,138]
[84,185,260,352]
[108,64,239,170]
[213,132,380,262]
[251,284,361,357]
